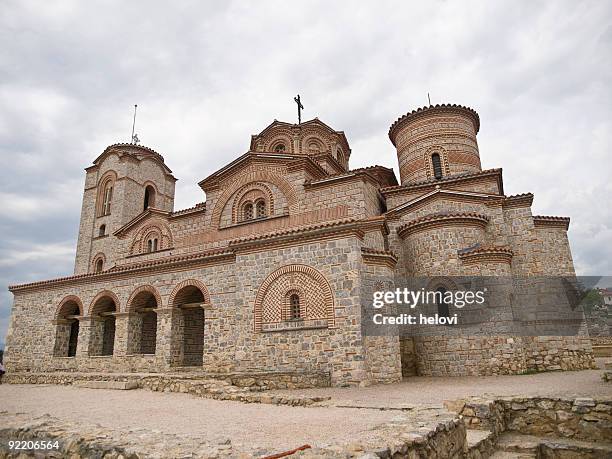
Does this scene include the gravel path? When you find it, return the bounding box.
[271,368,611,407]
[0,384,390,451]
[1,368,609,451]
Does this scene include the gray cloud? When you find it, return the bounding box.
[1,0,611,346]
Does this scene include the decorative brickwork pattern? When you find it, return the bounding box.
[254,264,335,332]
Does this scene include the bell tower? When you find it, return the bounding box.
[73,143,176,275]
[389,104,482,185]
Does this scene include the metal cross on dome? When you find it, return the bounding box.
[294,94,304,124]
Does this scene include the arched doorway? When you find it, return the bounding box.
[89,294,118,356]
[54,297,82,357]
[171,283,207,366]
[127,287,159,355]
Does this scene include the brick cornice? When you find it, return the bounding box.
[304,170,381,189]
[9,248,235,294]
[228,217,365,253]
[502,193,534,209]
[533,215,570,230]
[397,212,489,239]
[169,202,206,219]
[381,168,503,196]
[458,245,513,265]
[361,247,398,269]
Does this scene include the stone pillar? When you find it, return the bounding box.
[113,312,131,357]
[125,313,144,355]
[76,316,94,357]
[202,304,215,370]
[154,307,174,369]
[51,319,71,357]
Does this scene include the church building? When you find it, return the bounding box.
[5,103,594,386]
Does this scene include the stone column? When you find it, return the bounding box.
[112,312,131,357]
[202,303,217,371]
[76,316,94,358]
[153,307,174,370]
[51,319,71,357]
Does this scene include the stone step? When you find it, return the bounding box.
[488,452,536,459]
[495,433,539,454]
[466,428,496,457]
[73,380,138,390]
[495,432,612,457]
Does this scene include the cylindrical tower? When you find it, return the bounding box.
[388,104,481,185]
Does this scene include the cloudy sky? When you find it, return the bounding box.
[1,1,611,347]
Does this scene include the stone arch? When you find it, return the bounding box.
[129,220,173,255]
[169,279,210,367]
[254,264,335,332]
[91,252,106,273]
[53,296,83,358]
[55,295,84,320]
[268,134,293,153]
[126,284,161,355]
[88,290,120,356]
[212,171,298,228]
[301,133,329,155]
[126,285,163,311]
[169,279,210,307]
[143,181,158,210]
[424,146,450,180]
[89,290,121,315]
[299,128,332,154]
[231,182,275,223]
[96,170,117,217]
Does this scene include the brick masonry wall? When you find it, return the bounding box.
[391,109,481,185]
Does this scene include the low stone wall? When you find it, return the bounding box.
[0,407,468,458]
[4,372,330,407]
[201,370,331,390]
[500,397,612,442]
[413,336,595,376]
[448,396,612,443]
[5,367,330,390]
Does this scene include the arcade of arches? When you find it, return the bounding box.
[54,283,209,367]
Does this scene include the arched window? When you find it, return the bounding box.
[143,185,156,211]
[274,143,286,152]
[147,238,158,253]
[99,224,106,237]
[436,287,450,319]
[95,258,104,273]
[308,142,320,153]
[289,293,301,320]
[432,153,443,180]
[255,199,266,218]
[102,183,113,215]
[243,202,254,220]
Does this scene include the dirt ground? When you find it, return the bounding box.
[271,367,611,407]
[1,367,610,451]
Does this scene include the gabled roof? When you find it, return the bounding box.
[250,118,351,155]
[89,143,175,178]
[386,188,502,218]
[381,168,504,196]
[304,165,398,189]
[113,208,170,237]
[198,151,328,191]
